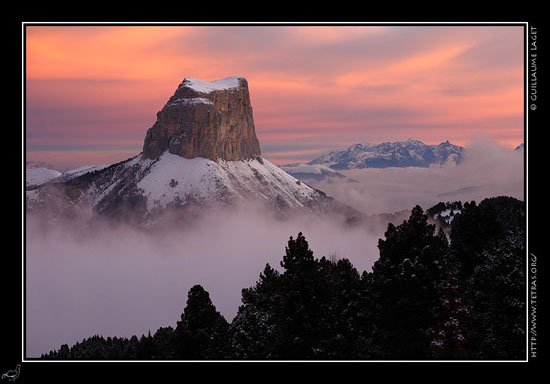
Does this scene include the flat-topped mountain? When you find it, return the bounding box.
[143,76,261,161]
[27,77,358,225]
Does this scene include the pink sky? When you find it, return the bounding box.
[25,26,524,168]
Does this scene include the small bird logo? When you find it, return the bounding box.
[1,365,20,382]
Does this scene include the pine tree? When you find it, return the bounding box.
[428,265,473,359]
[57,344,70,359]
[281,232,315,274]
[231,233,365,359]
[315,257,364,358]
[152,327,175,359]
[174,285,229,359]
[368,205,449,358]
[450,197,525,358]
[467,239,525,359]
[137,331,156,359]
[229,264,284,358]
[278,232,322,358]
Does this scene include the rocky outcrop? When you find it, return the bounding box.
[142,76,261,161]
[27,76,361,226]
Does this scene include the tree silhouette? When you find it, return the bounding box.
[367,206,449,358]
[174,285,229,359]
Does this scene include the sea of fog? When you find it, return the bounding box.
[26,212,382,357]
[315,141,524,215]
[26,141,524,357]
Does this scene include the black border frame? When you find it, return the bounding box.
[9,17,544,379]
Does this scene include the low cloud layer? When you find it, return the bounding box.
[25,141,524,357]
[313,141,524,215]
[26,212,382,357]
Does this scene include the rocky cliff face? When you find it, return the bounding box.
[142,76,261,161]
[27,76,360,226]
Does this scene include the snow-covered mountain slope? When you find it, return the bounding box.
[57,165,109,182]
[309,139,464,170]
[280,163,354,183]
[26,76,361,225]
[26,167,62,187]
[27,153,357,224]
[26,164,108,187]
[137,153,321,212]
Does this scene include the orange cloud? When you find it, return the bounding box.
[26,27,193,80]
[25,26,524,167]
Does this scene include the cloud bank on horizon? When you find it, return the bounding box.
[26,26,524,168]
[314,140,524,215]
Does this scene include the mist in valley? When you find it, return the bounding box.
[313,141,524,215]
[26,209,382,357]
[25,140,524,358]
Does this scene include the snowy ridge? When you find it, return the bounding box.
[179,77,244,93]
[26,164,109,188]
[63,165,108,178]
[27,152,350,224]
[310,139,464,170]
[26,167,62,187]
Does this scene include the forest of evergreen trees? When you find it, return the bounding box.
[42,196,525,360]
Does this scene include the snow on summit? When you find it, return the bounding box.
[179,76,244,93]
[26,76,360,224]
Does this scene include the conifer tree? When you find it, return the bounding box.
[368,205,448,358]
[174,285,228,359]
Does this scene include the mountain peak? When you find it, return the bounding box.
[310,139,463,170]
[27,76,359,225]
[143,76,261,161]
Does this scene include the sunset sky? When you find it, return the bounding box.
[25,25,524,168]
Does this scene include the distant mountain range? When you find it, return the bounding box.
[308,139,464,170]
[26,73,523,227]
